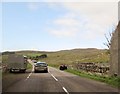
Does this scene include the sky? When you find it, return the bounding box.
[1,1,119,51]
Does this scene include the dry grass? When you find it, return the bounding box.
[2,48,109,67]
[14,49,109,66]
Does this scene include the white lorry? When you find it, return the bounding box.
[7,54,28,73]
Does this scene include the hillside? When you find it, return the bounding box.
[12,48,110,67]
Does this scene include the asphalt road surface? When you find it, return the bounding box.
[2,60,119,94]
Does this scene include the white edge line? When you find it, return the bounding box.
[63,87,69,94]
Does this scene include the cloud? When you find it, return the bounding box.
[47,2,118,40]
[79,23,105,40]
[47,13,81,37]
[27,2,40,11]
[47,12,107,39]
[60,2,118,27]
[17,0,120,2]
[53,18,79,27]
[49,28,79,37]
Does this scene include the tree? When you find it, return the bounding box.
[103,26,115,49]
[103,31,112,49]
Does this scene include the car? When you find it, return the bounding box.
[32,60,37,63]
[34,62,48,73]
[59,64,67,70]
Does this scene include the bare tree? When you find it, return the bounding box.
[103,26,115,49]
[103,32,112,49]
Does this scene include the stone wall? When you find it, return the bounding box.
[110,21,120,76]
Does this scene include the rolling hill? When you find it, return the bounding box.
[12,48,110,67]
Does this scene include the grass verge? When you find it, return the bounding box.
[27,63,33,69]
[65,68,120,88]
[48,64,59,68]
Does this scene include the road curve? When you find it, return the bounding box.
[2,61,119,94]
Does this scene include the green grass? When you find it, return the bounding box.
[14,49,109,66]
[27,62,33,69]
[2,49,114,87]
[37,49,109,67]
[48,63,59,68]
[2,55,9,64]
[48,64,120,88]
[65,68,120,88]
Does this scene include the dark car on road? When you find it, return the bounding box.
[59,64,67,70]
[34,62,48,73]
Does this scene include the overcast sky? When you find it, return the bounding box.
[1,1,118,51]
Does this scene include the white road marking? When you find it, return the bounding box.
[63,87,69,94]
[51,74,58,81]
[25,60,34,81]
[25,72,32,81]
[29,73,32,77]
[49,72,58,81]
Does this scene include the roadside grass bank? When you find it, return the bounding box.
[48,64,120,88]
[27,62,32,69]
[48,64,59,68]
[65,68,120,88]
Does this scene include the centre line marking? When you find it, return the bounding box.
[50,74,58,81]
[26,72,32,80]
[63,87,69,94]
[25,61,34,81]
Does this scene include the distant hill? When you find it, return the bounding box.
[2,51,15,55]
[12,48,109,66]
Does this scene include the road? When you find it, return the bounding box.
[2,60,119,94]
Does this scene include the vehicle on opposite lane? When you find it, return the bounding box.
[7,54,28,73]
[34,62,48,73]
[59,64,67,70]
[32,60,37,63]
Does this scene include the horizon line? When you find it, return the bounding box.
[1,47,108,53]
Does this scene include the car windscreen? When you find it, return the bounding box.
[36,63,47,66]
